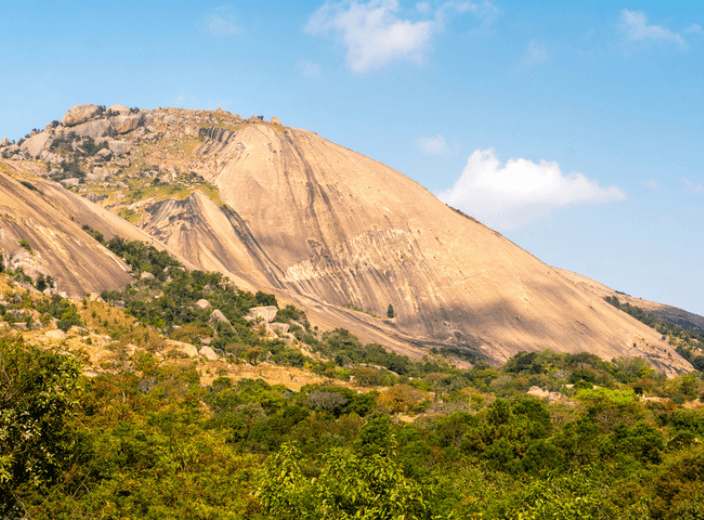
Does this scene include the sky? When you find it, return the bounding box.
[1,1,702,315]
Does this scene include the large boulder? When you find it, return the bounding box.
[196,299,212,310]
[108,104,131,116]
[63,104,101,127]
[209,309,232,328]
[107,140,132,156]
[165,339,198,358]
[20,131,51,157]
[246,306,278,323]
[72,119,113,140]
[199,346,219,361]
[59,178,80,188]
[113,114,142,134]
[1,137,10,146]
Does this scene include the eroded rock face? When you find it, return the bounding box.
[63,104,101,127]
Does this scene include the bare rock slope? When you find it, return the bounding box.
[0,106,692,374]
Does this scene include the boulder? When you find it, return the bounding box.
[72,119,112,139]
[270,322,290,335]
[59,178,80,188]
[140,272,155,281]
[199,346,219,361]
[209,309,232,328]
[20,131,51,157]
[164,340,198,358]
[108,104,131,116]
[1,137,11,146]
[113,114,142,134]
[69,326,90,336]
[196,299,212,310]
[271,116,281,126]
[84,193,108,204]
[108,140,132,156]
[63,104,101,127]
[246,306,279,323]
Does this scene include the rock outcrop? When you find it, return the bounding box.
[63,104,101,127]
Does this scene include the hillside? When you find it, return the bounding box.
[0,104,694,374]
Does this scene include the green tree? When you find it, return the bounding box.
[258,442,434,520]
[387,304,394,319]
[0,337,82,517]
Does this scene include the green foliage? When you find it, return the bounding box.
[18,238,31,252]
[258,442,433,520]
[35,294,83,332]
[387,303,394,319]
[0,337,82,517]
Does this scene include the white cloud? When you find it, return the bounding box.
[684,24,702,35]
[437,149,626,230]
[297,59,321,77]
[206,6,242,37]
[518,41,551,70]
[620,10,686,48]
[305,0,477,73]
[683,177,703,195]
[417,135,448,155]
[646,180,660,192]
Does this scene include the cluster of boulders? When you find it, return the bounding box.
[0,104,143,164]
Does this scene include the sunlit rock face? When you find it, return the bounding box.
[0,106,692,374]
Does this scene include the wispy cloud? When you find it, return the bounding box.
[683,177,703,195]
[205,6,242,37]
[646,180,660,192]
[437,149,626,230]
[417,135,448,155]
[620,10,686,48]
[517,41,552,71]
[305,0,482,73]
[297,59,321,77]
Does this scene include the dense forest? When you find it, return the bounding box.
[1,239,703,519]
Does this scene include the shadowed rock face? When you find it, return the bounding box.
[0,107,693,374]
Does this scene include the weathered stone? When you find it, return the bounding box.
[140,272,155,281]
[199,346,219,361]
[269,322,290,335]
[165,339,198,358]
[113,114,142,134]
[108,140,132,155]
[246,306,278,323]
[13,323,28,331]
[209,309,232,328]
[69,326,90,336]
[20,131,51,157]
[72,119,112,139]
[200,337,212,346]
[196,299,212,310]
[108,104,131,116]
[63,104,101,127]
[1,137,10,146]
[84,193,108,204]
[45,329,67,340]
[59,178,80,188]
[271,116,281,126]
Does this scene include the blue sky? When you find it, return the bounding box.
[2,1,702,315]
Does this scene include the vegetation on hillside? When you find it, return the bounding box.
[605,295,704,372]
[1,239,703,518]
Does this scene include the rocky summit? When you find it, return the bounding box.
[0,104,694,374]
